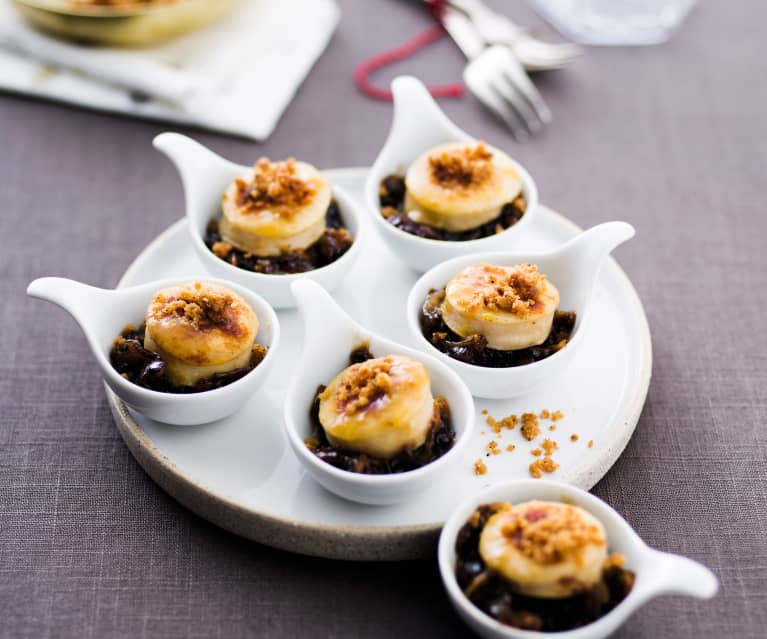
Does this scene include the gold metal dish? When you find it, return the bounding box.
[11,0,243,47]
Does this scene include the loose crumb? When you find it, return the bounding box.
[541,438,558,456]
[548,424,556,431]
[487,440,501,456]
[570,434,579,442]
[551,410,565,422]
[529,457,559,479]
[520,413,540,441]
[588,439,594,448]
[539,409,550,419]
[531,448,542,457]
[486,413,518,434]
[474,459,487,476]
[481,409,488,415]
[506,444,516,452]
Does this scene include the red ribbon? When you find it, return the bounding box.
[353,0,465,102]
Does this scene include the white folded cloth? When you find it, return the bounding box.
[0,0,340,140]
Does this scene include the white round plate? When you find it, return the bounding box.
[108,167,652,561]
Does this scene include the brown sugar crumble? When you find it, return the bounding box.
[520,412,541,441]
[472,264,544,317]
[486,413,518,434]
[474,458,488,476]
[539,409,550,419]
[487,440,502,456]
[429,142,493,189]
[529,456,559,479]
[319,357,395,416]
[235,157,315,213]
[571,433,580,442]
[149,285,235,332]
[499,504,606,564]
[541,438,558,456]
[551,410,565,421]
[531,448,542,457]
[506,444,516,452]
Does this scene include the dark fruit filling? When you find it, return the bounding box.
[378,174,525,241]
[455,503,635,632]
[205,199,353,275]
[109,323,267,394]
[305,346,455,474]
[420,288,576,368]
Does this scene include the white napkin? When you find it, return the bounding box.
[0,0,340,140]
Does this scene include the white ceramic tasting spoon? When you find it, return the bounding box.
[407,221,635,398]
[26,276,280,425]
[438,479,718,639]
[152,132,365,308]
[364,75,539,272]
[283,278,475,505]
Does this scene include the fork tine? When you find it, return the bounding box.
[501,49,553,124]
[490,74,542,134]
[464,66,528,141]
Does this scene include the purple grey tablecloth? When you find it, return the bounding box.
[1,1,765,637]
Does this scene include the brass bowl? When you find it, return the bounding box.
[11,0,243,47]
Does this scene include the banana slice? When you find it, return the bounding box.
[442,263,560,350]
[404,141,522,232]
[144,282,259,387]
[318,354,435,459]
[220,157,331,256]
[479,501,608,599]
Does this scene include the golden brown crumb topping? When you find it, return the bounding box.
[499,503,606,564]
[474,458,488,476]
[235,157,315,214]
[486,412,518,434]
[149,283,238,333]
[465,264,545,317]
[571,434,579,442]
[529,457,559,479]
[520,412,541,441]
[319,357,397,416]
[506,444,516,452]
[541,438,558,456]
[429,142,493,189]
[551,410,565,421]
[488,441,502,455]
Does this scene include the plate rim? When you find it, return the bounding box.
[107,167,652,561]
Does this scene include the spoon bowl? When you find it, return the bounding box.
[438,479,718,639]
[284,279,475,505]
[153,132,365,308]
[407,221,635,398]
[26,276,280,425]
[364,75,539,273]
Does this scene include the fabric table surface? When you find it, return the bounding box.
[1,0,765,637]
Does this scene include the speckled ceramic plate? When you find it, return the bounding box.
[107,167,652,561]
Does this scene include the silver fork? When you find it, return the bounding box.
[441,7,551,139]
[448,0,583,71]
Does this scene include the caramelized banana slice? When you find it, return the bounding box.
[479,501,608,599]
[144,282,258,387]
[318,355,435,459]
[220,157,332,256]
[404,142,522,232]
[442,263,560,351]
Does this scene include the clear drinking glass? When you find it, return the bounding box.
[528,0,699,45]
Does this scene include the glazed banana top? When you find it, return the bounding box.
[318,354,435,458]
[145,282,258,366]
[404,142,522,230]
[446,264,559,319]
[479,501,609,599]
[222,157,332,237]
